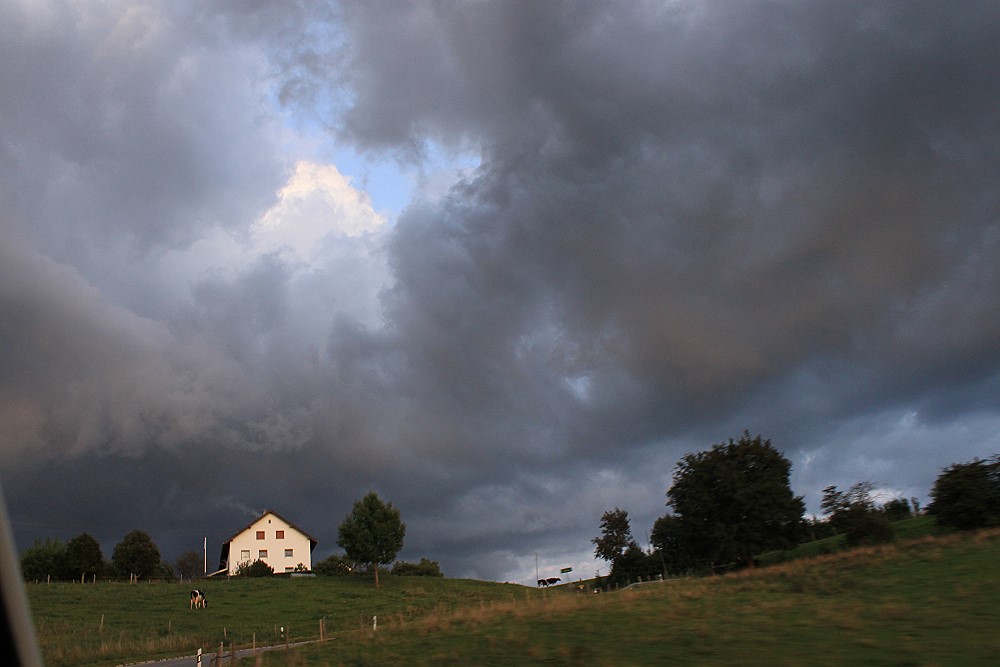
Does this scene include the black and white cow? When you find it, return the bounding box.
[189,589,207,609]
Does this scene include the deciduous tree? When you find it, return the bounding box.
[650,513,696,575]
[593,508,655,585]
[64,533,104,581]
[882,498,913,522]
[592,508,636,566]
[20,538,66,581]
[337,492,406,588]
[175,550,204,580]
[928,456,1000,530]
[820,481,893,546]
[111,530,162,580]
[667,432,804,568]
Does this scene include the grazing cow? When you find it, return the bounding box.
[537,579,548,587]
[189,589,207,609]
[545,577,561,586]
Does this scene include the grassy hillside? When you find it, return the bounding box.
[755,514,940,566]
[27,526,999,666]
[26,574,537,666]
[243,529,1000,666]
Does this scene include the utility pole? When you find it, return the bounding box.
[203,537,207,575]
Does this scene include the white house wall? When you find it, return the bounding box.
[227,513,312,574]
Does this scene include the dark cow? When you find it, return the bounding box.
[537,579,547,587]
[545,577,561,586]
[189,589,207,609]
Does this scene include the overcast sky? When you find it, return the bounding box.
[2,0,999,583]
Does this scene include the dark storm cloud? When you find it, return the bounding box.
[2,1,999,582]
[314,0,1000,568]
[329,0,1000,440]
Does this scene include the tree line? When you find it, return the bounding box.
[593,432,1000,586]
[20,529,178,582]
[20,491,432,586]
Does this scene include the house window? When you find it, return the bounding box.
[256,530,265,540]
[285,549,293,558]
[285,567,294,572]
[259,549,268,559]
[276,530,284,539]
[240,550,251,562]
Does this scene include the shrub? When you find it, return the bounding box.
[313,553,355,576]
[822,482,894,547]
[844,510,894,547]
[234,559,274,577]
[882,498,913,522]
[391,558,444,577]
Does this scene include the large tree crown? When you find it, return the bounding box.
[337,492,406,567]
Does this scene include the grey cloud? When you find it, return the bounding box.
[0,1,283,266]
[3,1,999,583]
[329,0,1000,420]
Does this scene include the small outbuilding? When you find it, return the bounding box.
[218,510,318,575]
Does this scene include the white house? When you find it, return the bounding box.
[219,510,318,575]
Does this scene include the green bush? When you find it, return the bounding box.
[882,498,913,522]
[843,510,894,547]
[234,559,274,577]
[391,558,444,577]
[313,553,356,576]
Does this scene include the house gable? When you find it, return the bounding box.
[219,510,317,575]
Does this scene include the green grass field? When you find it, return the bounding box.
[27,526,1000,666]
[247,529,1000,667]
[26,573,539,666]
[755,514,941,566]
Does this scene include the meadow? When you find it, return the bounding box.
[247,529,1000,666]
[26,573,539,666]
[26,525,1000,666]
[755,514,941,566]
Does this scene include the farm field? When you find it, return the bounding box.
[26,527,1000,666]
[241,529,1000,667]
[26,573,538,666]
